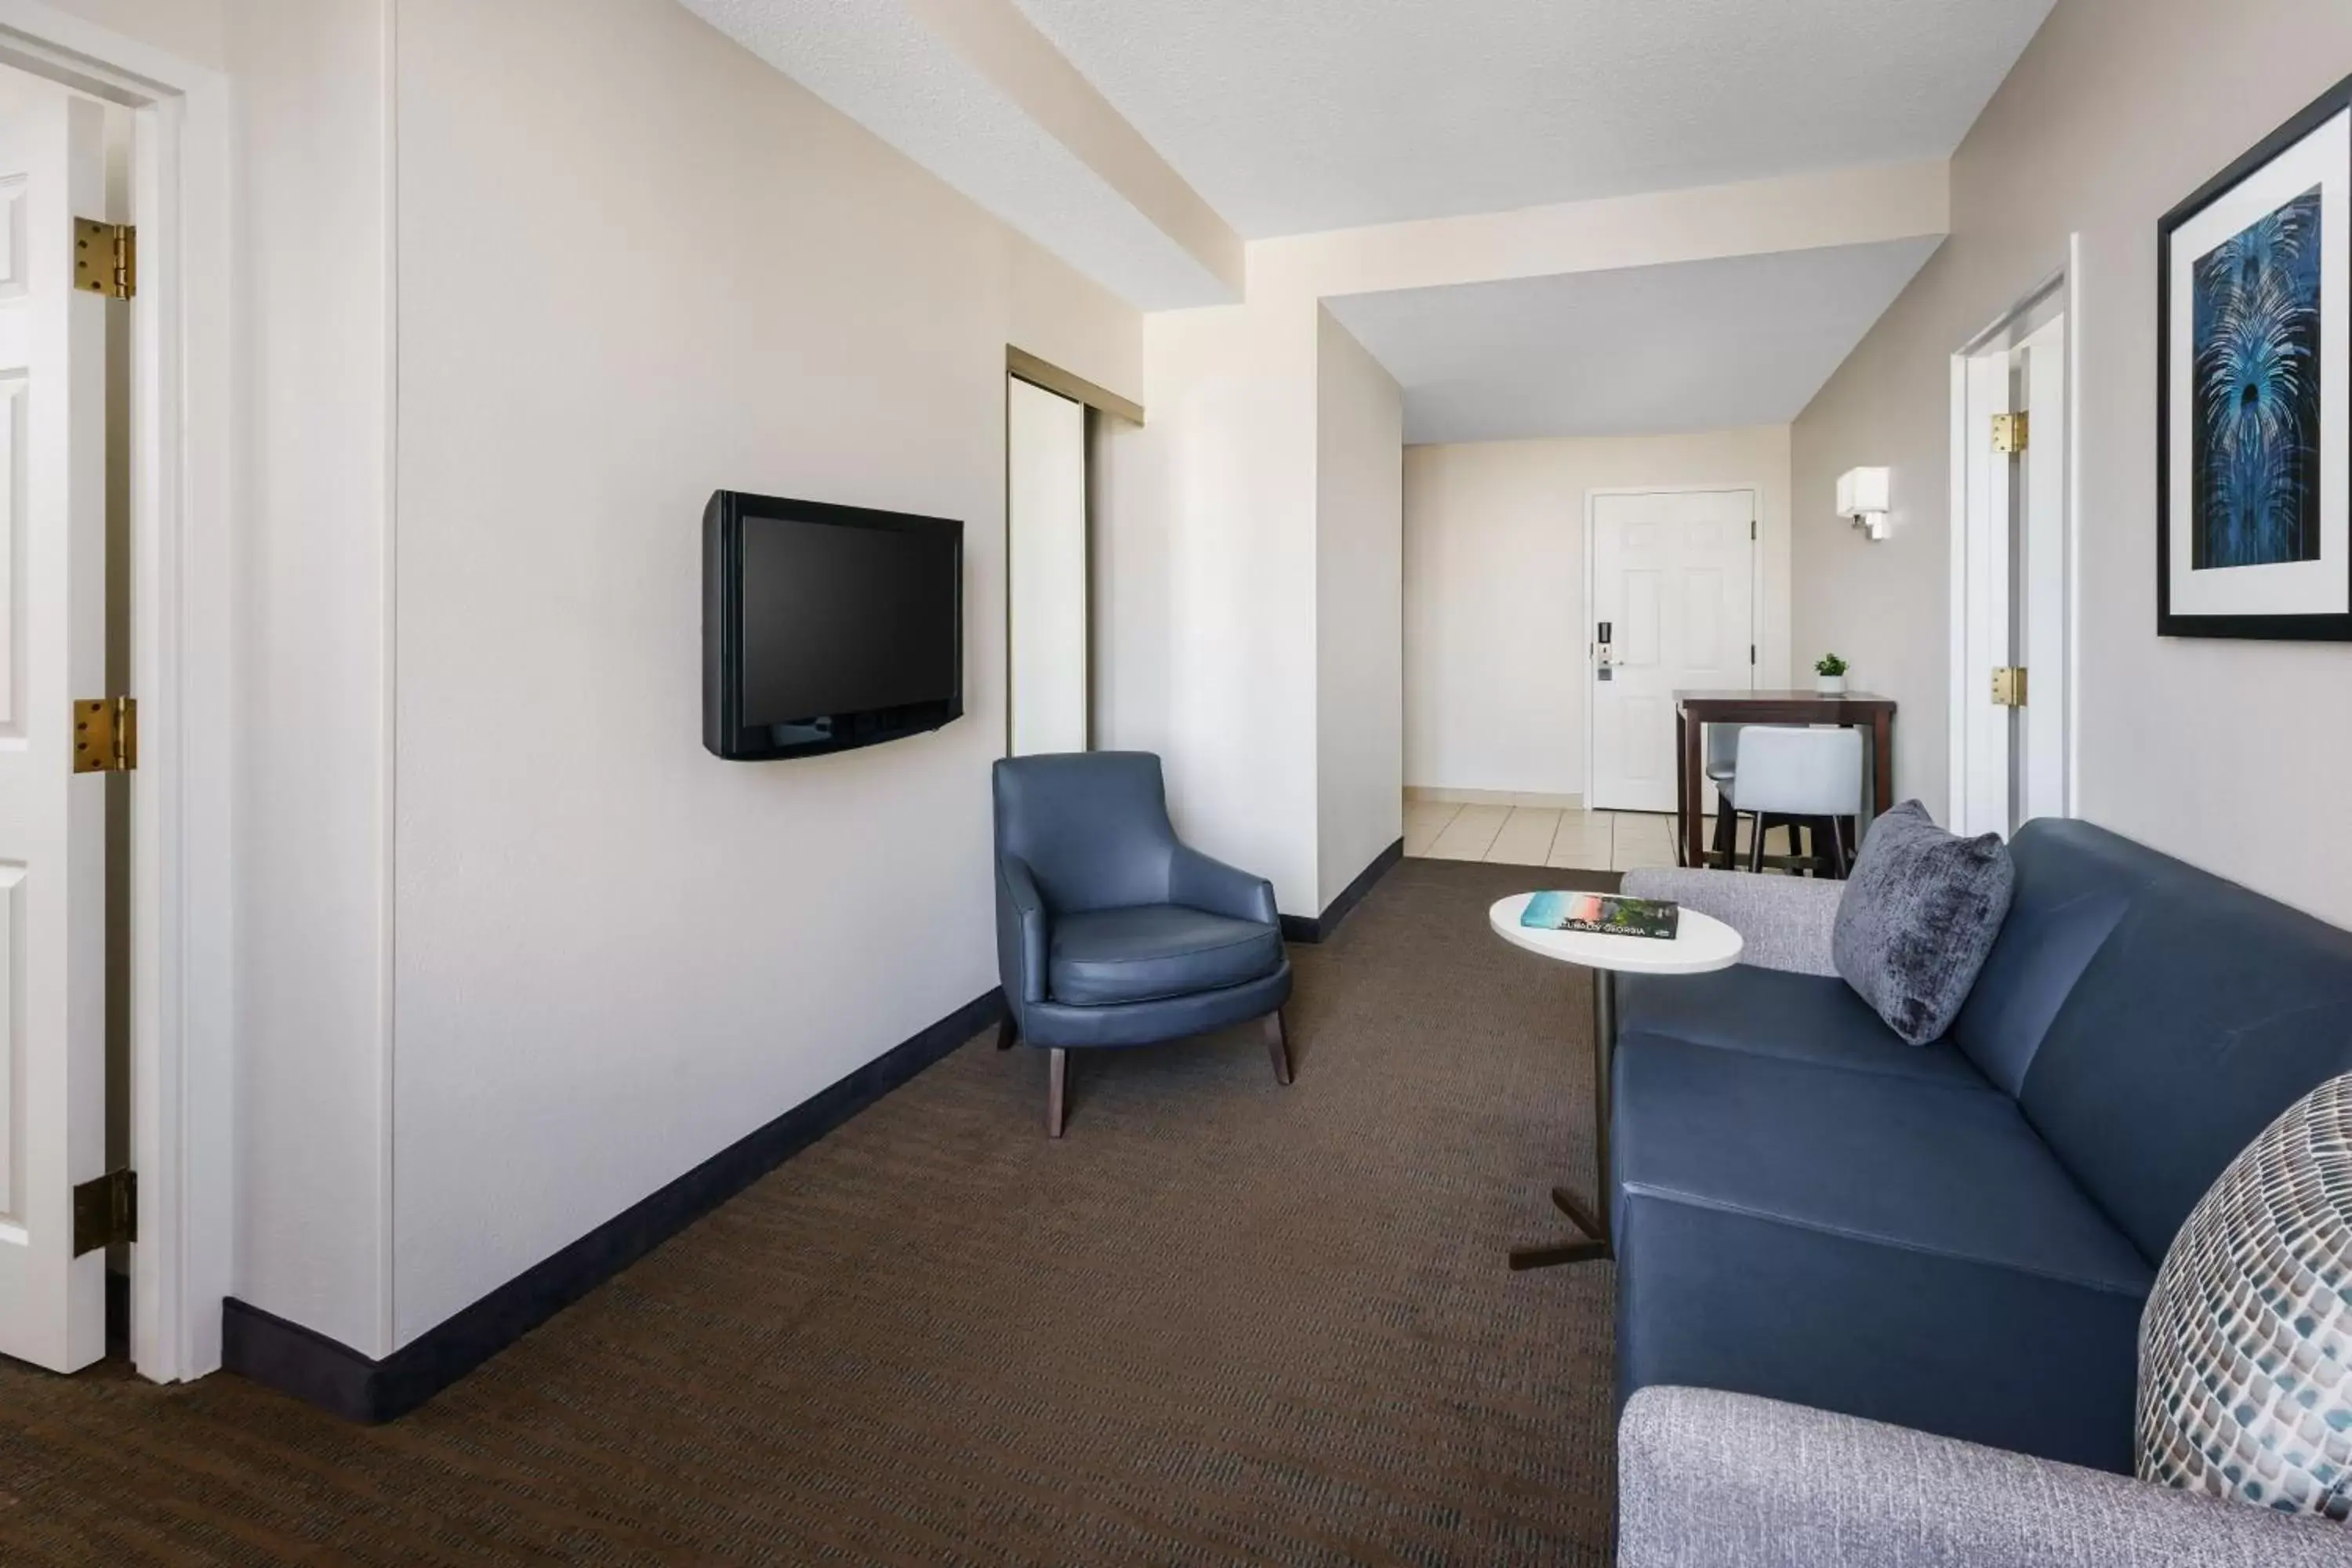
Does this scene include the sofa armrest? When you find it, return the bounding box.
[1170,843,1280,927]
[1619,1388,2348,1568]
[1619,868,1843,977]
[995,854,1050,1007]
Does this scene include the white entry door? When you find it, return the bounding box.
[1588,488,1756,812]
[0,78,111,1374]
[1006,376,1087,756]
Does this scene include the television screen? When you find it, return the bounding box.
[703,492,963,760]
[739,515,959,726]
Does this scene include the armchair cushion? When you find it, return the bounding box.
[1048,906,1284,1007]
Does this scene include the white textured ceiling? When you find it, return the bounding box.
[1324,238,1942,445]
[1010,0,2055,238]
[676,0,1234,308]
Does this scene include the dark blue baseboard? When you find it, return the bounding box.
[1279,837,1403,944]
[222,987,1007,1424]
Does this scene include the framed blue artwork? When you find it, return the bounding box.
[2159,74,2352,638]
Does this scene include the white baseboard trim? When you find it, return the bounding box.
[1405,786,1586,810]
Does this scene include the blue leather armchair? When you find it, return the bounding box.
[993,752,1294,1136]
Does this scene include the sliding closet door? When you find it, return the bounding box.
[1007,376,1088,755]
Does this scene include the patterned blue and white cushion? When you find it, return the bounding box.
[2139,1072,2352,1523]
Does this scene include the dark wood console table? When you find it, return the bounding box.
[1674,691,1896,869]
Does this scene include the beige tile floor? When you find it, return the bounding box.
[1405,800,1758,872]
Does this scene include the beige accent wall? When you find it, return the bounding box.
[1791,0,2352,923]
[387,0,1139,1344]
[1314,309,1403,909]
[1403,426,1792,799]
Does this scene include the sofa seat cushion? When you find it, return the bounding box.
[1048,905,1283,1007]
[1613,1031,2154,1472]
[1617,965,1992,1090]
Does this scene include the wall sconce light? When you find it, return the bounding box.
[1837,466,1891,541]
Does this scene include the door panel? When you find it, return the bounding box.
[1959,350,2013,837]
[1006,376,1087,757]
[2018,318,2068,826]
[0,78,108,1374]
[1958,319,2073,838]
[1589,489,1755,813]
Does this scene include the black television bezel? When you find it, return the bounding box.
[702,489,964,761]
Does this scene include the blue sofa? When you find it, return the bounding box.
[1615,819,2352,1474]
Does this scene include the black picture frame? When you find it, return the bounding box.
[2156,71,2352,640]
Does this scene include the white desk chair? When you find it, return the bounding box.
[1705,724,1744,868]
[1722,727,1864,877]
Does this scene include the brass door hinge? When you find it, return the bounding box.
[72,1169,136,1256]
[72,217,135,299]
[1991,666,2029,708]
[1991,412,2029,454]
[72,695,136,772]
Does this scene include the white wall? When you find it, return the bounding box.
[387,0,1140,1345]
[39,0,394,1359]
[1403,426,1792,799]
[41,0,227,71]
[1094,295,1321,914]
[1096,167,1939,916]
[1313,309,1403,909]
[220,0,395,1359]
[1792,0,2352,924]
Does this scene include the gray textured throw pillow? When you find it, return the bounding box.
[1832,801,2013,1045]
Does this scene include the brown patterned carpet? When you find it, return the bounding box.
[0,858,1619,1565]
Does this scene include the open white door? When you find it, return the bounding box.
[1958,349,2015,837]
[1588,488,1756,813]
[1955,296,2070,838]
[0,78,111,1374]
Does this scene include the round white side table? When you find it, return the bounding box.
[1490,892,1744,1269]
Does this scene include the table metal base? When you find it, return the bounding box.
[1512,967,1616,1270]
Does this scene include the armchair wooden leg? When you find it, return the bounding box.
[1711,800,1738,869]
[1264,1007,1294,1086]
[995,1014,1018,1051]
[1046,1048,1069,1138]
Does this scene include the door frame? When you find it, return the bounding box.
[1947,238,2082,837]
[1580,483,1764,811]
[1003,346,1143,757]
[0,2,234,1383]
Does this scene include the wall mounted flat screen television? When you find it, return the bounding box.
[702,490,964,760]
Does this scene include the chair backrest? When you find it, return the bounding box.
[993,751,1178,914]
[1969,820,2352,1265]
[1704,724,1743,776]
[1723,727,1862,815]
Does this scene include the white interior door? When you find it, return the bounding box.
[1006,376,1087,756]
[0,78,110,1374]
[1959,349,2014,837]
[1588,488,1755,813]
[1957,310,2069,837]
[2016,317,2068,827]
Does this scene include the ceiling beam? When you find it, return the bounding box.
[677,0,1241,308]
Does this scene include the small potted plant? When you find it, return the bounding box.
[1814,652,1849,695]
